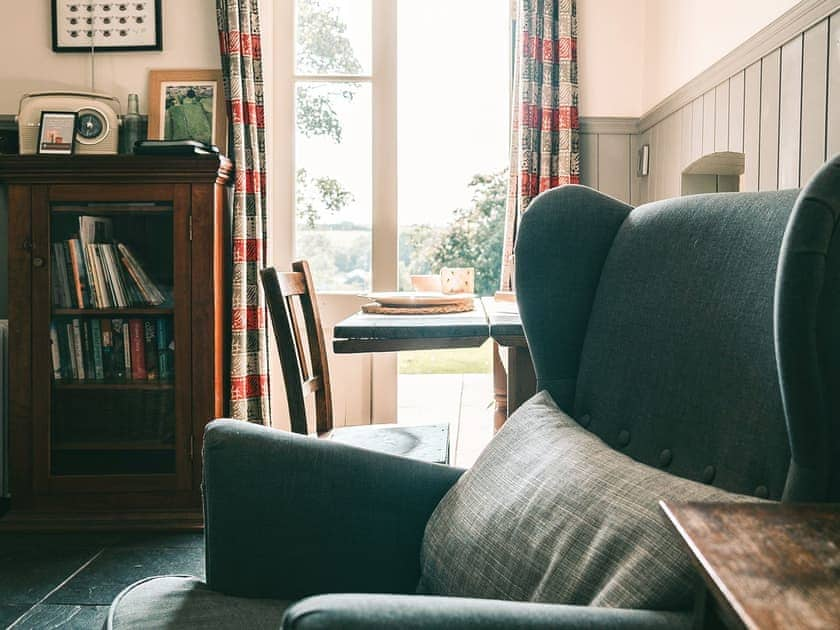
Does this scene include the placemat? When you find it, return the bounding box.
[361,301,475,315]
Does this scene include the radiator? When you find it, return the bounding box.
[0,320,7,498]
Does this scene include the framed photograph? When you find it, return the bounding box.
[147,69,228,155]
[637,143,650,177]
[52,0,162,53]
[38,112,78,155]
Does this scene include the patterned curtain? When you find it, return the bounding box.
[217,0,270,423]
[501,0,579,289]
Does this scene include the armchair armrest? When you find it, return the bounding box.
[202,419,464,599]
[281,594,692,630]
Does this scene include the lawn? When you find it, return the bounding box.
[398,340,493,374]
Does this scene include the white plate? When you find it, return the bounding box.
[362,292,475,307]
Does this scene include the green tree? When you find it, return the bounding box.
[295,0,360,224]
[426,170,508,296]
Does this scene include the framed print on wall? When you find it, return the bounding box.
[52,1,162,52]
[147,69,228,155]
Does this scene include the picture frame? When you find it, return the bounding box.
[51,0,162,53]
[147,69,228,155]
[637,143,650,177]
[37,111,78,155]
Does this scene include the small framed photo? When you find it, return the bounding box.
[147,69,228,155]
[51,0,162,52]
[637,143,650,177]
[38,112,78,155]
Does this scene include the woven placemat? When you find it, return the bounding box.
[361,301,475,315]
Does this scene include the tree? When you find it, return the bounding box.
[295,0,360,224]
[425,170,507,297]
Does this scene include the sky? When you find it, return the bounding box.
[295,0,510,229]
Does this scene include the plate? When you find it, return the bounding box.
[362,292,475,307]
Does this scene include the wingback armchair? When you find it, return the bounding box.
[105,155,840,629]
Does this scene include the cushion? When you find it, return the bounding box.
[417,391,763,611]
[106,575,290,629]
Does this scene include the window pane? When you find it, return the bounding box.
[295,81,372,292]
[295,0,372,76]
[397,0,510,297]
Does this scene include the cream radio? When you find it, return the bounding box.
[17,91,121,155]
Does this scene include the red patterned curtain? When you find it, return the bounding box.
[217,0,270,423]
[501,0,579,289]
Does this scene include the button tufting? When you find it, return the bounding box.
[578,414,591,428]
[755,485,769,499]
[702,465,716,484]
[659,449,673,467]
[617,429,630,447]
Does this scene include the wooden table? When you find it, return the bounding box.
[661,501,840,630]
[332,299,535,425]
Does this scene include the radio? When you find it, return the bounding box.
[17,91,121,155]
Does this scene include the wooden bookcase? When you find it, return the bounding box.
[0,155,232,530]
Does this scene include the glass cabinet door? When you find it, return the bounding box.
[46,201,179,478]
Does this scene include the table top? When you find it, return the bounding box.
[333,299,492,353]
[481,296,526,347]
[661,501,840,630]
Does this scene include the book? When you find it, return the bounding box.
[110,319,126,380]
[71,319,85,380]
[156,318,173,380]
[65,322,77,380]
[49,324,62,380]
[79,215,113,246]
[81,320,95,379]
[122,321,132,378]
[61,243,76,307]
[143,320,159,380]
[83,243,103,308]
[67,239,90,308]
[117,244,166,305]
[100,319,114,379]
[129,319,146,380]
[102,244,128,307]
[90,319,105,381]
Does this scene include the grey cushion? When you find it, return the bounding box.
[417,391,762,611]
[106,575,290,629]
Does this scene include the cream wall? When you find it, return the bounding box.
[577,0,646,117]
[0,0,220,114]
[641,0,802,113]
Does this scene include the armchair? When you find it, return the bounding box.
[105,155,840,629]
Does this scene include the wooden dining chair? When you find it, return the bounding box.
[260,260,450,464]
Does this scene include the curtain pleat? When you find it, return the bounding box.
[217,0,270,423]
[501,0,579,289]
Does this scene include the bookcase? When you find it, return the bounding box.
[0,155,231,529]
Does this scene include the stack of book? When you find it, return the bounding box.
[51,216,167,309]
[50,317,174,383]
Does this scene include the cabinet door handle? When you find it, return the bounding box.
[32,256,45,268]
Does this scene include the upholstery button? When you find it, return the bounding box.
[702,465,716,484]
[617,429,630,447]
[659,449,673,467]
[755,485,769,499]
[578,414,591,428]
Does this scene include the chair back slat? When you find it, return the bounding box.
[261,262,334,435]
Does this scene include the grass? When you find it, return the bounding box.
[398,340,493,374]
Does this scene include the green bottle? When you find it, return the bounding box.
[120,93,142,154]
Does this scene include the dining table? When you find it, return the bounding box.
[332,297,536,427]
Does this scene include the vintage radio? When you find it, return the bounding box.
[17,91,121,155]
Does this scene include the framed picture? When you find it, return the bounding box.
[38,112,78,155]
[52,0,162,52]
[637,143,650,177]
[147,69,228,155]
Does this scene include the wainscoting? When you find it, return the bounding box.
[581,1,839,206]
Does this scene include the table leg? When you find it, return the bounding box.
[492,342,507,431]
[507,346,536,417]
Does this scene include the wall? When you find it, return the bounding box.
[577,0,646,117]
[0,0,220,114]
[642,0,801,113]
[633,6,840,205]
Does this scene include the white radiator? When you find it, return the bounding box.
[0,320,7,498]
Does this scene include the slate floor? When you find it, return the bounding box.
[0,531,204,629]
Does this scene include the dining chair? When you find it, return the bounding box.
[260,260,450,464]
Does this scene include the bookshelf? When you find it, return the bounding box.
[0,155,231,529]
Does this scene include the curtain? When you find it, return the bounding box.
[217,0,270,423]
[501,0,579,289]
